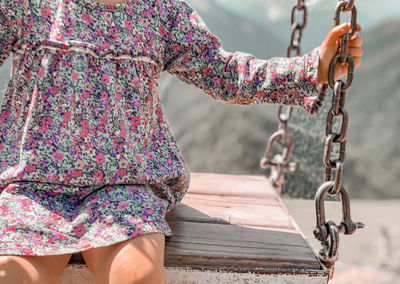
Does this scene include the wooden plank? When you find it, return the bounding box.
[165,201,295,231]
[164,172,322,272]
[165,221,320,270]
[188,172,277,198]
[182,193,281,206]
[167,173,297,231]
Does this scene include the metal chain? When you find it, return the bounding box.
[313,0,363,279]
[260,0,307,188]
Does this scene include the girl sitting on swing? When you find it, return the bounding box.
[0,0,362,283]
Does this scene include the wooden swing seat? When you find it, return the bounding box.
[62,172,328,283]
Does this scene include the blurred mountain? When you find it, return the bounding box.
[343,19,400,198]
[0,3,398,199]
[198,0,400,53]
[285,18,400,199]
[187,0,285,57]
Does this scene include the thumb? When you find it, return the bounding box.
[325,23,350,46]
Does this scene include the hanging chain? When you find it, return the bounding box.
[313,0,363,280]
[260,0,307,188]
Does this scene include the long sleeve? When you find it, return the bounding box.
[0,5,19,68]
[162,0,328,114]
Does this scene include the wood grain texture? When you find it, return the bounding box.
[186,172,278,199]
[166,196,294,230]
[166,172,295,231]
[165,221,320,270]
[164,172,322,272]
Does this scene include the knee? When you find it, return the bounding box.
[0,255,65,284]
[110,261,165,284]
[84,233,166,284]
[0,256,27,284]
[132,266,164,284]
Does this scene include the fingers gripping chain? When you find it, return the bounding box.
[314,0,364,279]
[261,0,306,189]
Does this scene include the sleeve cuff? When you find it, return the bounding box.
[296,47,329,115]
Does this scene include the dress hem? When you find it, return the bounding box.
[0,227,174,256]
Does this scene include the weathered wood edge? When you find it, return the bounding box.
[273,191,328,273]
[164,264,329,278]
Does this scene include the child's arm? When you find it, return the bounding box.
[163,0,361,115]
[162,0,327,114]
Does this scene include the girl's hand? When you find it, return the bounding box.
[317,23,363,84]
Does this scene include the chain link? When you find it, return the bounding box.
[314,0,364,279]
[260,0,307,188]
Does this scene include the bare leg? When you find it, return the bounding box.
[0,254,72,284]
[81,233,165,284]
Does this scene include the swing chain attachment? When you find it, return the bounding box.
[261,0,306,190]
[260,106,296,188]
[313,182,364,279]
[314,0,363,279]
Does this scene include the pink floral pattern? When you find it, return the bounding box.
[0,0,327,255]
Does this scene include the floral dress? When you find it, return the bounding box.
[0,0,327,256]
